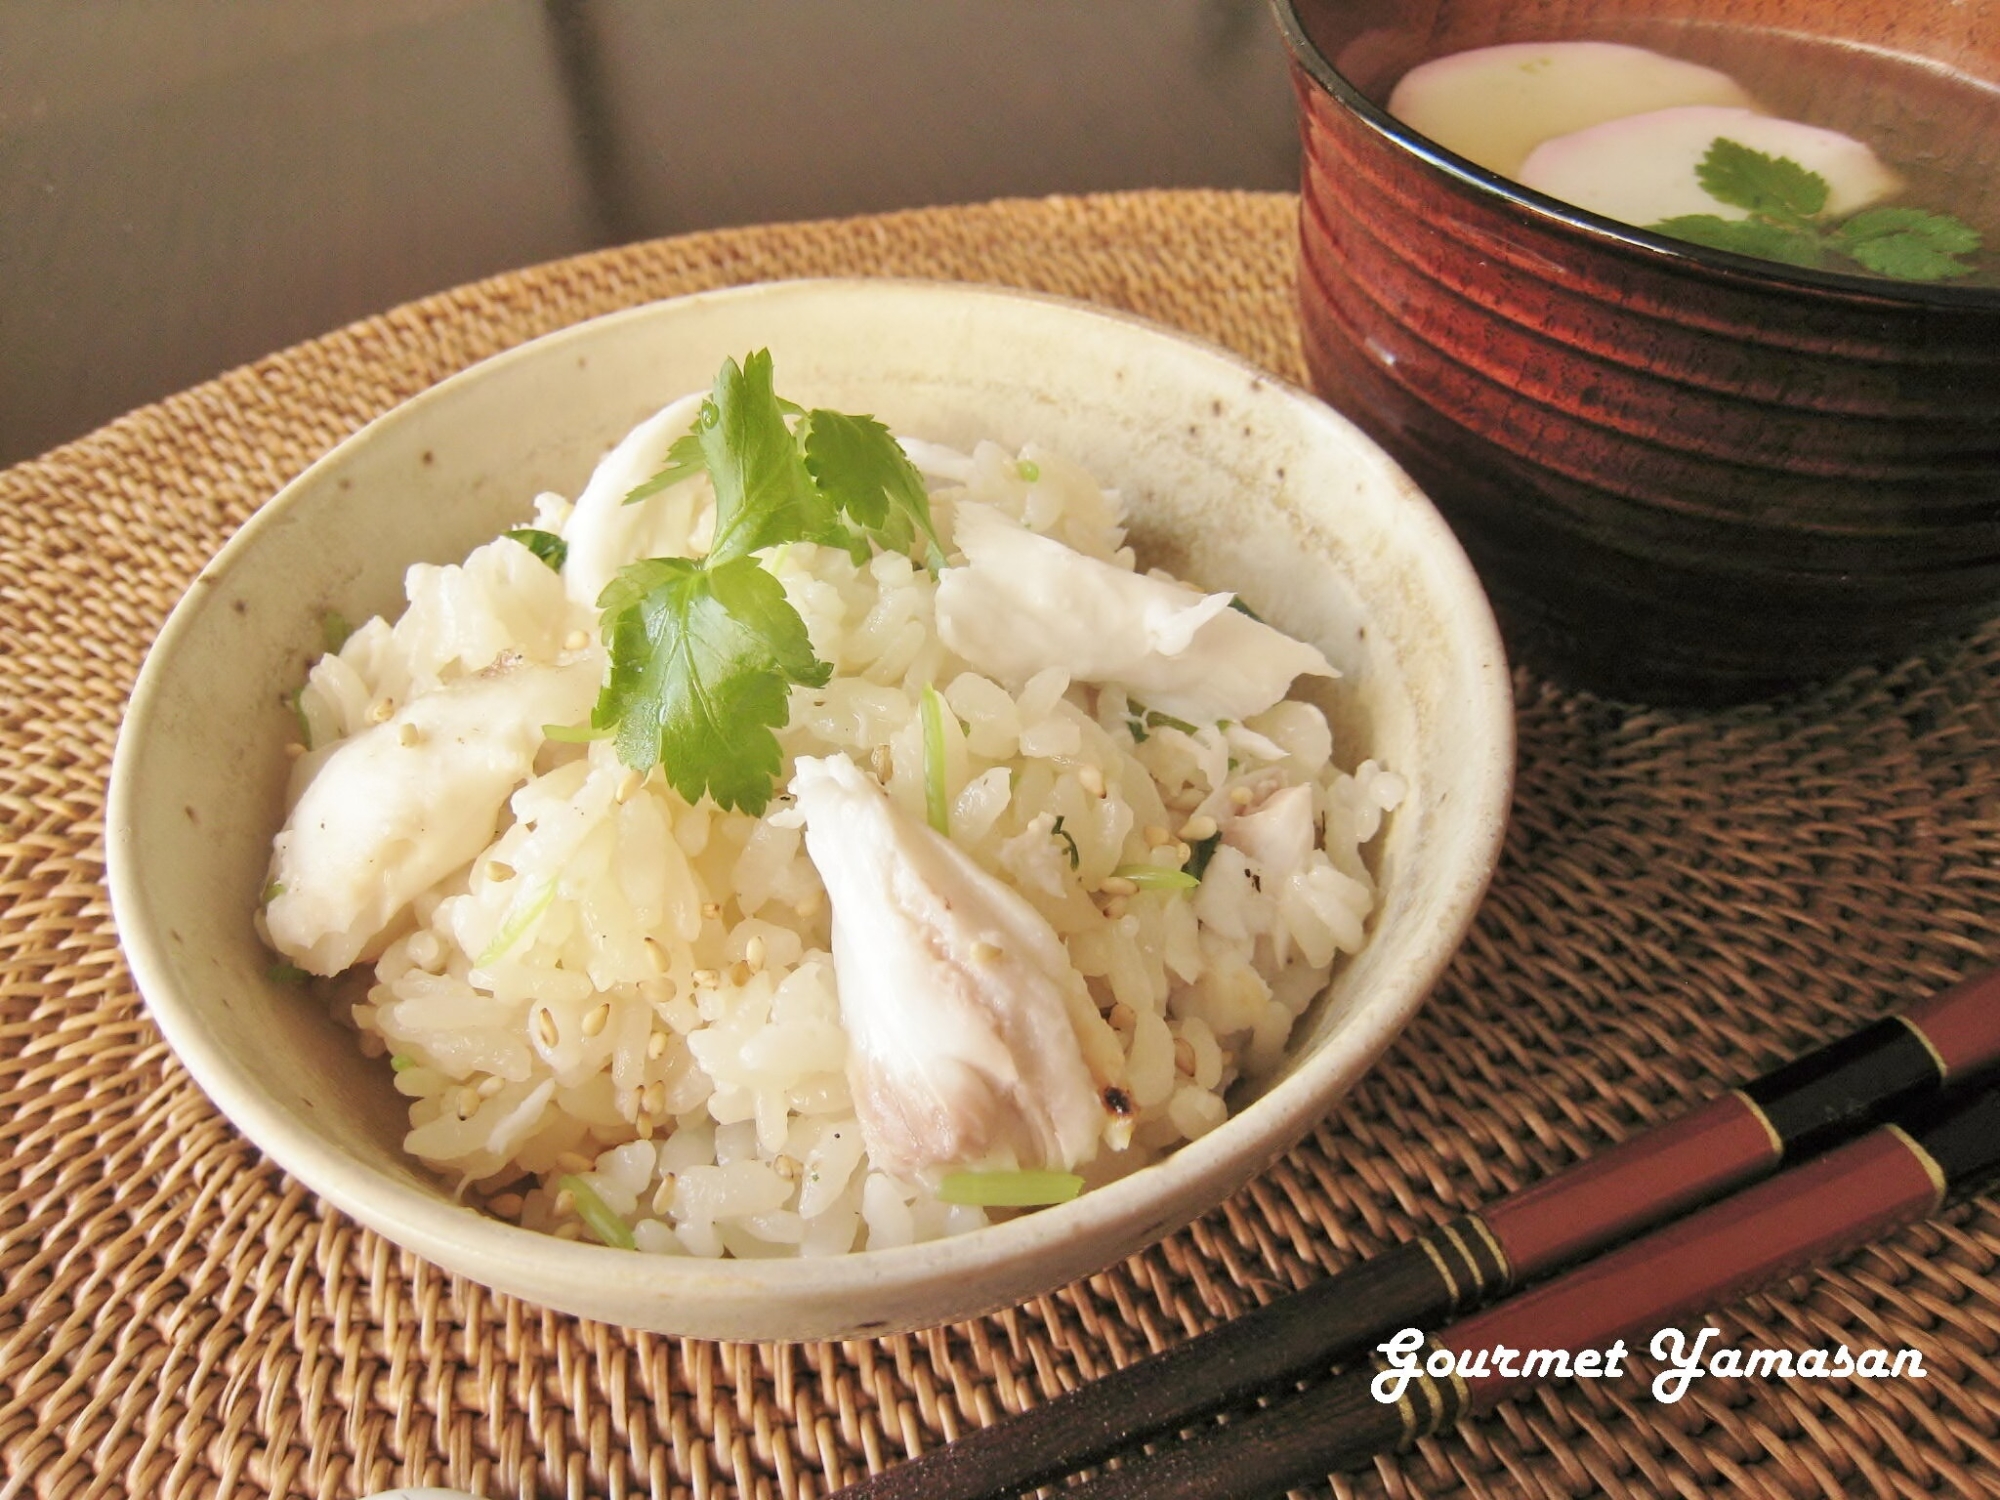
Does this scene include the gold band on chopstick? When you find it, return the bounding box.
[1731,1088,1785,1157]
[1885,1124,1949,1211]
[1463,1213,1514,1288]
[1895,1013,1951,1083]
[1418,1236,1462,1305]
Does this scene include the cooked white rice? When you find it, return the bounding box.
[265,430,1401,1256]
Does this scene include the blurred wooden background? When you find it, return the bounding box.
[1,0,1298,467]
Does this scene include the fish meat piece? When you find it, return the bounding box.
[934,502,1334,725]
[790,753,1116,1177]
[561,391,709,609]
[265,656,600,975]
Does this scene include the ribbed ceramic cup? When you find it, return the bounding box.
[1274,0,2000,702]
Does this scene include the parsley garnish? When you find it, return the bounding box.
[591,352,945,814]
[505,528,568,572]
[1652,137,1981,282]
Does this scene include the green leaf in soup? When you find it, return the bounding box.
[1651,213,1825,269]
[1834,207,1982,281]
[1695,137,1827,222]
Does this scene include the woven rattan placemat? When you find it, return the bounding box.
[4,190,1997,1500]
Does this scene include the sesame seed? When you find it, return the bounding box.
[870,744,894,781]
[643,1080,667,1116]
[486,1192,524,1218]
[552,1189,577,1218]
[1100,875,1139,898]
[398,722,421,748]
[643,936,668,973]
[1078,765,1106,797]
[533,1008,559,1049]
[773,1154,799,1181]
[367,698,395,725]
[455,1087,480,1119]
[1179,814,1219,842]
[727,960,753,988]
[563,630,589,652]
[552,1221,582,1241]
[1174,1038,1197,1075]
[743,935,766,970]
[581,1002,611,1038]
[691,968,719,989]
[970,940,1001,965]
[1229,786,1254,807]
[646,1030,669,1060]
[487,859,515,883]
[652,1174,677,1215]
[701,902,722,920]
[555,1151,595,1175]
[477,1074,506,1098]
[1109,1002,1136,1031]
[615,769,642,804]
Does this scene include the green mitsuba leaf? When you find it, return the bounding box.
[1695,137,1827,222]
[703,351,846,563]
[505,527,569,571]
[802,408,942,557]
[591,555,831,815]
[1651,213,1825,268]
[1834,207,1983,281]
[624,429,710,506]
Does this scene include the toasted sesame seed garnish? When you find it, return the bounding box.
[869,744,894,781]
[563,629,589,652]
[1100,875,1139,898]
[581,1002,611,1038]
[533,1008,559,1049]
[1179,814,1219,842]
[398,722,421,748]
[1229,786,1254,807]
[555,1151,595,1175]
[455,1087,480,1119]
[285,741,307,759]
[691,968,719,989]
[773,1154,799,1181]
[726,959,753,988]
[552,1220,582,1241]
[651,1175,677,1215]
[552,1188,577,1218]
[1078,765,1107,797]
[646,1030,669,1060]
[701,901,722,920]
[743,935,767,971]
[643,936,668,972]
[970,940,1001,965]
[615,768,643,804]
[487,859,516,883]
[642,1080,667,1117]
[367,697,395,725]
[636,1117,655,1140]
[477,1075,506,1098]
[1174,1038,1197,1075]
[1109,1002,1136,1031]
[486,1192,524,1218]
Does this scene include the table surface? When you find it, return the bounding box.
[4,185,1998,1500]
[1,0,1297,470]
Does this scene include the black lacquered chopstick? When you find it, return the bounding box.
[1062,1080,2000,1499]
[831,966,2000,1500]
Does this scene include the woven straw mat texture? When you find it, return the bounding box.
[3,190,1998,1500]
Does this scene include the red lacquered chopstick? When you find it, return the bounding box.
[1062,1082,2000,1499]
[832,967,2000,1500]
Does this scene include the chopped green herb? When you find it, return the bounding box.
[921,683,951,836]
[268,961,309,985]
[935,1169,1085,1207]
[1111,863,1200,892]
[1051,814,1081,870]
[1650,137,1981,282]
[476,877,556,966]
[1183,833,1222,881]
[542,721,614,744]
[559,1173,637,1250]
[321,611,352,653]
[1016,458,1041,483]
[505,528,569,572]
[285,687,313,750]
[1126,700,1200,741]
[260,879,285,905]
[389,1053,414,1073]
[1225,595,1264,623]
